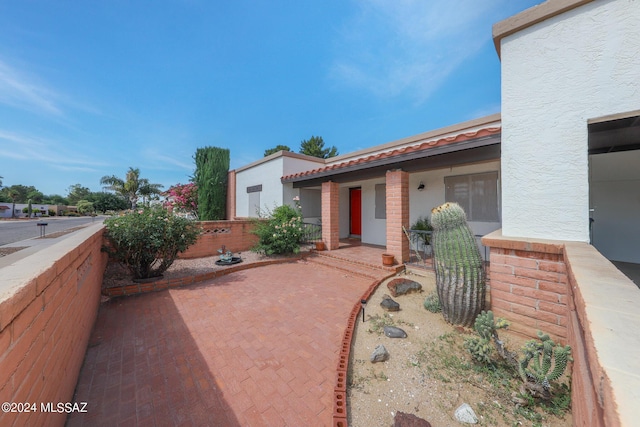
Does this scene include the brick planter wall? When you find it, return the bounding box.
[178,220,259,259]
[483,230,640,426]
[486,244,569,341]
[0,224,107,427]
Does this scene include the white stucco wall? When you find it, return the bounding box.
[590,150,640,263]
[500,0,640,241]
[234,154,324,217]
[235,157,285,217]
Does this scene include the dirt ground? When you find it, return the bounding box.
[347,268,572,427]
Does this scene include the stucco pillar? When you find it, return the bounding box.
[386,170,409,262]
[322,181,340,250]
[226,170,236,220]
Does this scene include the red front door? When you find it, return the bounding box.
[350,188,362,236]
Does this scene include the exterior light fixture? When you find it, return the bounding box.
[361,299,367,323]
[417,181,425,191]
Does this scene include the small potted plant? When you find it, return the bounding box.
[411,216,433,256]
[381,253,395,266]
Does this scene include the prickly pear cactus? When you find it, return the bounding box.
[518,331,572,398]
[430,202,486,327]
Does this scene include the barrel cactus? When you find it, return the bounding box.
[431,202,485,327]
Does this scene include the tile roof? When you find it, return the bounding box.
[282,126,501,182]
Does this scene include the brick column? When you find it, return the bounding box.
[226,170,236,220]
[322,181,340,250]
[385,170,409,262]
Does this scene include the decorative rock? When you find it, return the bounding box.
[383,326,407,338]
[387,278,422,297]
[454,403,478,424]
[393,411,432,427]
[380,295,400,312]
[370,344,390,363]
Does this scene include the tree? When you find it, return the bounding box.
[264,145,291,157]
[100,167,163,210]
[42,194,70,205]
[66,184,92,205]
[1,187,19,218]
[76,200,95,215]
[27,189,44,204]
[164,183,198,218]
[299,135,338,159]
[1,184,36,203]
[88,192,128,213]
[193,147,229,220]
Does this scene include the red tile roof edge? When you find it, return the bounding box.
[282,126,501,181]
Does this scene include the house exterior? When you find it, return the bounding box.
[228,151,325,220]
[0,203,63,218]
[230,115,503,262]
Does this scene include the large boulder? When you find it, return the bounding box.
[387,278,422,297]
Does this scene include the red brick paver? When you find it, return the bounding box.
[68,259,375,426]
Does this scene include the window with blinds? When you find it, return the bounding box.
[444,172,499,222]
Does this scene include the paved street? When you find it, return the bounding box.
[0,216,104,246]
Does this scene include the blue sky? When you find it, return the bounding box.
[0,0,541,197]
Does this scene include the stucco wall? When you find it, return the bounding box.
[235,157,285,217]
[235,155,324,217]
[500,0,640,241]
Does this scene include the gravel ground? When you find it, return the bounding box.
[348,269,572,427]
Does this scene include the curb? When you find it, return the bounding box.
[332,267,399,426]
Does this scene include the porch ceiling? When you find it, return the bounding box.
[286,133,500,188]
[588,114,640,154]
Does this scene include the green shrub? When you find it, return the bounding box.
[411,216,433,245]
[48,210,56,216]
[251,204,303,255]
[103,206,201,279]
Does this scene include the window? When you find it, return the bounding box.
[375,184,386,219]
[247,185,262,217]
[444,172,499,222]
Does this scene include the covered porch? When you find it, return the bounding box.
[284,116,503,265]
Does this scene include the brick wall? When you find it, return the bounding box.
[385,170,409,263]
[178,220,259,259]
[322,181,340,250]
[483,230,639,426]
[487,245,568,341]
[0,224,108,427]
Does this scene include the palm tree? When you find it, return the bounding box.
[2,187,19,218]
[100,167,163,209]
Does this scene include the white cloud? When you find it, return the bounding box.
[0,129,104,170]
[0,59,63,116]
[330,0,505,103]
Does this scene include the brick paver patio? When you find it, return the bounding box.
[67,258,382,426]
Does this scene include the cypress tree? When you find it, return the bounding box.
[193,146,230,220]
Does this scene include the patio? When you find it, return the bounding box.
[67,244,395,426]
